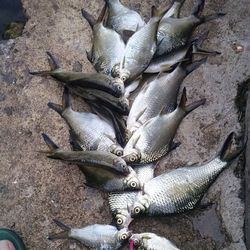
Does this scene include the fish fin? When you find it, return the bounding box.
[185,57,207,75]
[191,0,205,18]
[48,219,71,240]
[47,102,64,115]
[192,47,221,56]
[62,87,72,110]
[169,141,181,151]
[159,64,175,73]
[81,9,96,28]
[125,78,141,98]
[218,132,246,162]
[199,13,226,24]
[178,87,206,114]
[135,107,147,122]
[68,129,83,151]
[86,49,93,63]
[40,133,61,159]
[97,3,107,23]
[122,30,135,43]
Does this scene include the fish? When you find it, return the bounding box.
[129,132,244,218]
[123,88,206,164]
[29,52,125,98]
[127,57,207,134]
[155,0,225,57]
[130,233,180,250]
[82,5,125,77]
[119,16,160,83]
[105,0,145,42]
[41,134,142,192]
[108,163,156,228]
[48,87,123,156]
[48,219,132,250]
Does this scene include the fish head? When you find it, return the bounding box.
[113,157,130,174]
[130,193,150,217]
[130,233,153,249]
[114,208,134,229]
[123,167,142,190]
[117,228,133,243]
[110,144,124,157]
[119,68,130,82]
[122,148,141,164]
[111,63,121,78]
[111,78,125,96]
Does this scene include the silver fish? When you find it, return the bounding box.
[48,219,132,250]
[82,7,125,77]
[129,132,243,218]
[156,0,224,56]
[48,87,123,156]
[105,0,145,41]
[119,17,160,83]
[130,233,180,250]
[123,88,205,164]
[127,58,206,134]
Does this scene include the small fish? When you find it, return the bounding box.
[127,57,207,134]
[109,163,156,228]
[130,233,180,250]
[41,134,141,192]
[119,16,160,83]
[48,219,132,250]
[105,0,145,42]
[123,88,205,164]
[48,87,123,156]
[29,52,125,98]
[129,132,244,218]
[156,0,225,56]
[82,5,125,77]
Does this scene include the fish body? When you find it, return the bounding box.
[49,220,131,250]
[129,133,243,217]
[130,233,180,250]
[119,17,160,82]
[123,88,205,164]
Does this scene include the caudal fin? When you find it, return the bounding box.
[48,219,71,240]
[218,132,246,162]
[179,87,206,114]
[40,133,60,158]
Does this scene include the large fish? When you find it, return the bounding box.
[156,0,224,57]
[82,5,125,77]
[123,88,205,164]
[41,134,142,192]
[48,87,123,156]
[105,0,145,42]
[48,219,132,250]
[119,16,160,83]
[29,52,125,98]
[127,57,207,134]
[129,132,244,218]
[130,232,180,250]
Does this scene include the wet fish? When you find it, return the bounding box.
[119,16,160,83]
[105,0,145,41]
[41,134,142,192]
[48,219,132,250]
[156,0,225,56]
[29,52,125,98]
[129,132,244,218]
[127,57,207,134]
[123,88,206,164]
[48,87,123,156]
[82,6,125,77]
[130,233,180,250]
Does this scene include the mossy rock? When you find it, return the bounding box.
[3,21,25,39]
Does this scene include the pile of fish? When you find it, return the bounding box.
[30,0,244,249]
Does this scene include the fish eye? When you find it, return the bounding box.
[121,233,128,240]
[121,76,127,82]
[130,155,137,162]
[116,85,122,90]
[130,181,137,188]
[116,150,123,156]
[133,239,140,245]
[117,218,123,225]
[134,207,141,214]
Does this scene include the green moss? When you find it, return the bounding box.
[3,21,25,39]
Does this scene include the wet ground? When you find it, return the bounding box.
[0,0,250,249]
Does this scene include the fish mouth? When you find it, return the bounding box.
[129,239,135,250]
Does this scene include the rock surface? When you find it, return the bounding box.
[0,0,249,249]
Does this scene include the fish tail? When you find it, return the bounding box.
[199,13,226,24]
[191,0,205,18]
[218,132,246,162]
[179,87,206,114]
[48,102,64,115]
[48,219,71,240]
[81,9,96,28]
[29,70,52,76]
[41,133,60,158]
[97,3,107,23]
[185,57,207,75]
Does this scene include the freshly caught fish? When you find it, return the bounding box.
[82,6,125,77]
[41,134,142,192]
[105,0,145,41]
[48,87,123,156]
[123,88,205,164]
[156,0,224,56]
[29,52,125,98]
[130,233,180,250]
[119,17,160,83]
[129,132,244,218]
[108,163,156,228]
[48,219,132,250]
[127,57,207,134]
